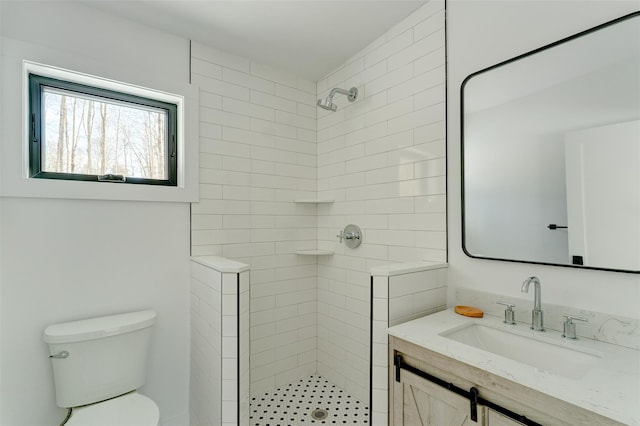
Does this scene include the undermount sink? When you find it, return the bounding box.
[440,323,603,379]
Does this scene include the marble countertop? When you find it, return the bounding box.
[388,309,640,425]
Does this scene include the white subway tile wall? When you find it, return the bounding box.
[239,271,251,425]
[190,0,447,422]
[316,0,446,405]
[190,261,223,425]
[191,42,321,398]
[371,266,448,425]
[190,260,250,426]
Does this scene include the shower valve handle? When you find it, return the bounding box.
[336,230,359,242]
[336,224,362,248]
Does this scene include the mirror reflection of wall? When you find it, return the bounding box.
[462,12,640,272]
[565,121,640,271]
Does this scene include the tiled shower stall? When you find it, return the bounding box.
[189,0,446,424]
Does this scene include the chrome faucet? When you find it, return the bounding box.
[521,276,544,331]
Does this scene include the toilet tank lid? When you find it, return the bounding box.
[44,310,156,344]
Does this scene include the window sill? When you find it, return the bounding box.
[1,177,199,203]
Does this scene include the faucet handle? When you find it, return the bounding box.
[497,301,516,325]
[562,314,588,339]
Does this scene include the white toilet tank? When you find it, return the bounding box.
[44,310,156,408]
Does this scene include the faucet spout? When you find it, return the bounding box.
[521,276,544,331]
[521,276,541,310]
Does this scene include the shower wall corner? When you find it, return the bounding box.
[371,263,448,424]
[189,256,250,426]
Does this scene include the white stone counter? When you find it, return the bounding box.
[388,308,640,425]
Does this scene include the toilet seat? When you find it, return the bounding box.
[65,392,159,426]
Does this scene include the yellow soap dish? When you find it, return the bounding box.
[454,305,484,318]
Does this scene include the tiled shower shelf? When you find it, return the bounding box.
[295,250,334,256]
[294,199,335,203]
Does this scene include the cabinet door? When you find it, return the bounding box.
[393,368,485,425]
[487,408,525,425]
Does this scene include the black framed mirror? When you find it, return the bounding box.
[461,11,640,273]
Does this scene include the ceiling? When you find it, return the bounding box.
[87,0,428,81]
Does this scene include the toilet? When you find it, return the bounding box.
[43,310,160,425]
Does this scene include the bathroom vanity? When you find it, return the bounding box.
[388,310,639,425]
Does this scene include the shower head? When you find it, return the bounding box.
[317,97,338,112]
[317,87,358,112]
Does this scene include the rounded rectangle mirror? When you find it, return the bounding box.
[461,11,640,273]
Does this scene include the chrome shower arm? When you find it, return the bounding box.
[326,87,358,102]
[328,87,352,99]
[317,86,358,111]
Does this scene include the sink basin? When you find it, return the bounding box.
[440,323,602,379]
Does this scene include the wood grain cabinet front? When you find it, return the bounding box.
[393,366,485,425]
[389,336,622,426]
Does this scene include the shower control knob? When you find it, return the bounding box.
[336,224,362,249]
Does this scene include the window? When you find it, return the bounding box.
[28,74,178,186]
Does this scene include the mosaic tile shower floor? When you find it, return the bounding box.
[249,374,369,425]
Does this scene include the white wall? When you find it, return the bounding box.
[0,2,192,424]
[188,41,321,395]
[316,0,446,403]
[448,0,640,319]
[189,0,447,406]
[565,121,640,271]
[1,199,191,425]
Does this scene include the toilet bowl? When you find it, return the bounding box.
[65,392,159,426]
[44,310,160,426]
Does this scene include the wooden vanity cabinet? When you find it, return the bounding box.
[395,366,485,425]
[390,336,623,426]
